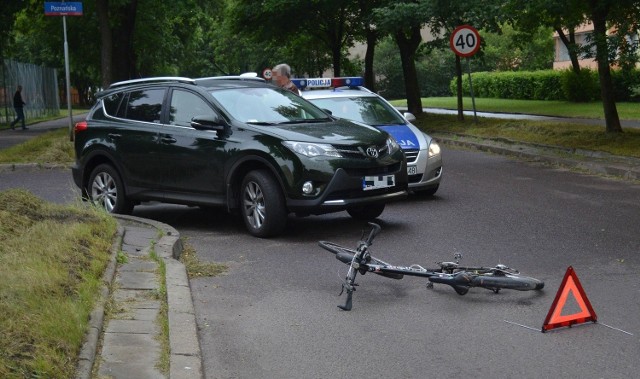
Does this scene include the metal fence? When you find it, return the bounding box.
[1,59,60,124]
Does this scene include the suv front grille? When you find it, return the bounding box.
[343,162,402,176]
[335,144,389,159]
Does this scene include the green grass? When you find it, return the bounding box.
[412,113,640,158]
[390,97,640,120]
[0,189,117,379]
[0,128,75,164]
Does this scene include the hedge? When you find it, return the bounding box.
[449,69,640,102]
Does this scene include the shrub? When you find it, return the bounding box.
[611,69,640,102]
[450,70,564,100]
[560,69,599,102]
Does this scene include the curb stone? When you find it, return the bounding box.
[74,214,203,379]
[74,225,123,379]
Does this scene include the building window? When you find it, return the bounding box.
[556,33,594,62]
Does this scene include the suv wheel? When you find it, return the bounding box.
[347,203,385,220]
[240,170,287,237]
[88,164,134,214]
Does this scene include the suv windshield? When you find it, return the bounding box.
[310,96,405,126]
[211,87,330,123]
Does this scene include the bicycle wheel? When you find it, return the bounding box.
[471,274,544,292]
[318,241,403,279]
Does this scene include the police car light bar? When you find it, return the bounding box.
[291,77,364,90]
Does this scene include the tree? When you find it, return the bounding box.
[506,0,588,74]
[0,1,25,54]
[8,0,101,105]
[573,0,640,133]
[480,24,555,71]
[228,0,358,77]
[584,0,625,133]
[373,1,432,115]
[96,0,138,86]
[350,0,394,91]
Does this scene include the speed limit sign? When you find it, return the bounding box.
[450,25,481,58]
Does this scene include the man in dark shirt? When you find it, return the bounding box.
[10,85,27,130]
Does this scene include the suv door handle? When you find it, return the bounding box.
[107,133,122,139]
[160,136,177,144]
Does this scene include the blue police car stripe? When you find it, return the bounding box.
[378,125,420,150]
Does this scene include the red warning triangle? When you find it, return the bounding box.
[542,266,597,332]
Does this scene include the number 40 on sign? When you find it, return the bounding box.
[450,25,481,58]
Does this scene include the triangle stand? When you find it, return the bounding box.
[542,266,597,332]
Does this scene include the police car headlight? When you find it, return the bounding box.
[428,141,441,157]
[386,136,400,155]
[283,141,342,158]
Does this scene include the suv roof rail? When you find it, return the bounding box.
[195,75,266,82]
[109,77,196,89]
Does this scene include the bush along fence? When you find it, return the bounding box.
[1,59,60,124]
[449,69,640,102]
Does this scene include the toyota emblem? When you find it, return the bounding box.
[366,146,379,158]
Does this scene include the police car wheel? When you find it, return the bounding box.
[414,184,439,196]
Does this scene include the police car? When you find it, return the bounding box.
[294,77,442,195]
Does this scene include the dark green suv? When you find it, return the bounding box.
[72,76,408,237]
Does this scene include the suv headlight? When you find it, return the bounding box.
[283,141,342,157]
[428,140,441,157]
[387,136,400,155]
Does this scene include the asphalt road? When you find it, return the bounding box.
[1,140,639,378]
[128,146,640,378]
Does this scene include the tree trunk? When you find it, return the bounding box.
[96,0,112,87]
[394,27,423,115]
[111,0,138,81]
[332,43,342,77]
[455,55,464,121]
[590,5,622,133]
[363,30,377,91]
[555,27,581,74]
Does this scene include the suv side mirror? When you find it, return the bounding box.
[191,115,225,131]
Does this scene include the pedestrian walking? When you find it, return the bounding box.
[10,85,27,130]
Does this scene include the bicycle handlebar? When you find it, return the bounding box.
[361,222,381,247]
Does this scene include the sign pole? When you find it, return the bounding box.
[63,15,73,140]
[45,1,83,140]
[449,25,481,125]
[466,57,478,124]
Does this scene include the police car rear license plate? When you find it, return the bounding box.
[363,175,395,191]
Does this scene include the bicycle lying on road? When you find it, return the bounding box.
[319,223,544,311]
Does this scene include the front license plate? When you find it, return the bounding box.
[407,165,417,175]
[362,175,395,191]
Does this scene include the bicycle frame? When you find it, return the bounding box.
[323,223,544,311]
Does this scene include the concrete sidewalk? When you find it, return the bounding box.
[74,215,203,379]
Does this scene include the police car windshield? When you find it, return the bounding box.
[210,87,330,124]
[308,96,405,126]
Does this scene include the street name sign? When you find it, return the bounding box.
[44,2,83,16]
